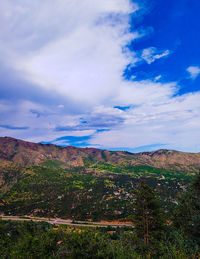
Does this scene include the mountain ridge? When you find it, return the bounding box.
[0,136,200,172]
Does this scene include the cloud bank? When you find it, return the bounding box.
[0,0,200,152]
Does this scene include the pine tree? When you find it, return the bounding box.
[174,172,200,245]
[132,181,165,245]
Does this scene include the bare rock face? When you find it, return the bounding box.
[0,136,200,172]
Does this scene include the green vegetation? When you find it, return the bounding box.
[1,194,199,259]
[0,221,135,258]
[0,160,194,220]
[0,175,200,259]
[0,159,199,257]
[132,181,165,247]
[41,159,66,169]
[173,172,200,245]
[0,165,132,219]
[85,160,193,188]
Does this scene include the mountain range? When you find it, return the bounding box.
[0,136,200,172]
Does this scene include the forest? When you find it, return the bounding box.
[0,159,194,220]
[1,172,199,258]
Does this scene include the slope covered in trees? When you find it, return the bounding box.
[0,161,194,220]
[1,173,199,258]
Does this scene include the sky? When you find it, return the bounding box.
[0,0,200,153]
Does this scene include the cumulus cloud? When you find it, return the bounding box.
[0,0,139,106]
[141,47,170,64]
[187,66,200,79]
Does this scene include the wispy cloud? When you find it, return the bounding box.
[0,125,29,130]
[187,66,200,79]
[154,75,162,81]
[141,47,170,64]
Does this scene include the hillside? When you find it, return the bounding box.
[0,136,200,172]
[0,136,199,220]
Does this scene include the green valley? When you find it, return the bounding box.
[0,137,200,258]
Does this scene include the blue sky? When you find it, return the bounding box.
[0,0,200,152]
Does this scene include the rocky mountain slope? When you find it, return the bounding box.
[0,136,200,172]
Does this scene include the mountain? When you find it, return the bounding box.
[0,136,200,172]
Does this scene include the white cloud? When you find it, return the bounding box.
[0,1,200,152]
[141,47,170,64]
[89,92,200,152]
[0,0,139,106]
[187,66,200,79]
[0,99,95,143]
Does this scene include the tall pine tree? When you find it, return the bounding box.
[132,181,165,245]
